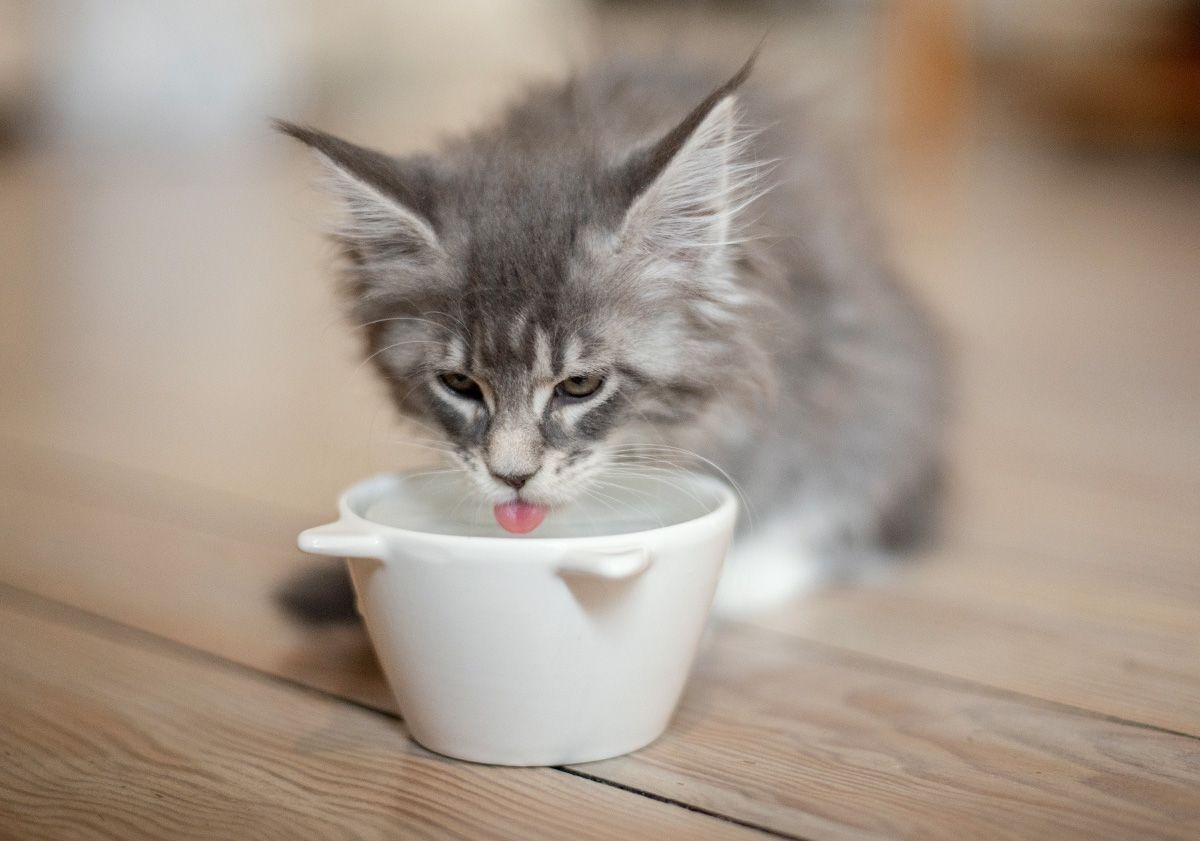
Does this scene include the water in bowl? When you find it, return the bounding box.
[362,471,722,538]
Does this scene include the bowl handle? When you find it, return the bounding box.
[297,521,385,559]
[556,546,652,580]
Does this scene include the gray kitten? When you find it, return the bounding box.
[277,55,944,619]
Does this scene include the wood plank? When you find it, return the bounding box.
[7,585,1198,841]
[9,431,1200,835]
[0,438,396,710]
[6,436,1200,833]
[747,449,1200,737]
[885,541,1200,640]
[0,586,772,841]
[577,625,1200,841]
[9,436,1198,739]
[752,579,1200,738]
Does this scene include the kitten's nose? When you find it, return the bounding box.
[491,470,535,490]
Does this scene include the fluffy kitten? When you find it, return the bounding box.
[277,55,944,619]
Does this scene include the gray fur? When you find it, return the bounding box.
[278,55,945,619]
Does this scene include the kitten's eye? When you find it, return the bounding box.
[438,372,482,400]
[556,374,605,400]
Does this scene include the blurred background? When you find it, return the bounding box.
[0,1,1197,668]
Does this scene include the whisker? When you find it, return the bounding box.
[579,486,640,531]
[394,439,457,455]
[356,339,444,373]
[596,468,710,514]
[350,315,462,342]
[399,416,447,440]
[398,467,466,482]
[606,444,755,534]
[587,479,666,529]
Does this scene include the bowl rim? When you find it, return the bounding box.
[337,469,739,547]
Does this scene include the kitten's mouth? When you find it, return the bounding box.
[493,500,549,534]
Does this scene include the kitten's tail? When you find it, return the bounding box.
[274,563,360,626]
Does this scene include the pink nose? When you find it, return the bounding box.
[490,470,535,490]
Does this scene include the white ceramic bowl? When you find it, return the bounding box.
[298,470,737,766]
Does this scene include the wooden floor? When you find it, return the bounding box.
[2,68,1199,841]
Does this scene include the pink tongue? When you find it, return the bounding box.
[493,501,549,534]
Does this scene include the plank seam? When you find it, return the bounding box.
[555,767,811,841]
[0,584,800,838]
[735,621,1200,742]
[8,581,1198,748]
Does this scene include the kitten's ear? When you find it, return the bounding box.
[274,120,443,268]
[615,56,757,282]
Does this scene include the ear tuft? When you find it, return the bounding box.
[611,54,774,307]
[615,97,769,307]
[275,120,443,277]
[619,50,757,203]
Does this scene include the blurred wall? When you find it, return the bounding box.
[1,0,1195,518]
[0,1,883,514]
[0,1,594,512]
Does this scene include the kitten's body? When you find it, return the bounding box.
[583,64,943,612]
[280,57,944,619]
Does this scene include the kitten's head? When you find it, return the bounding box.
[280,59,770,508]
